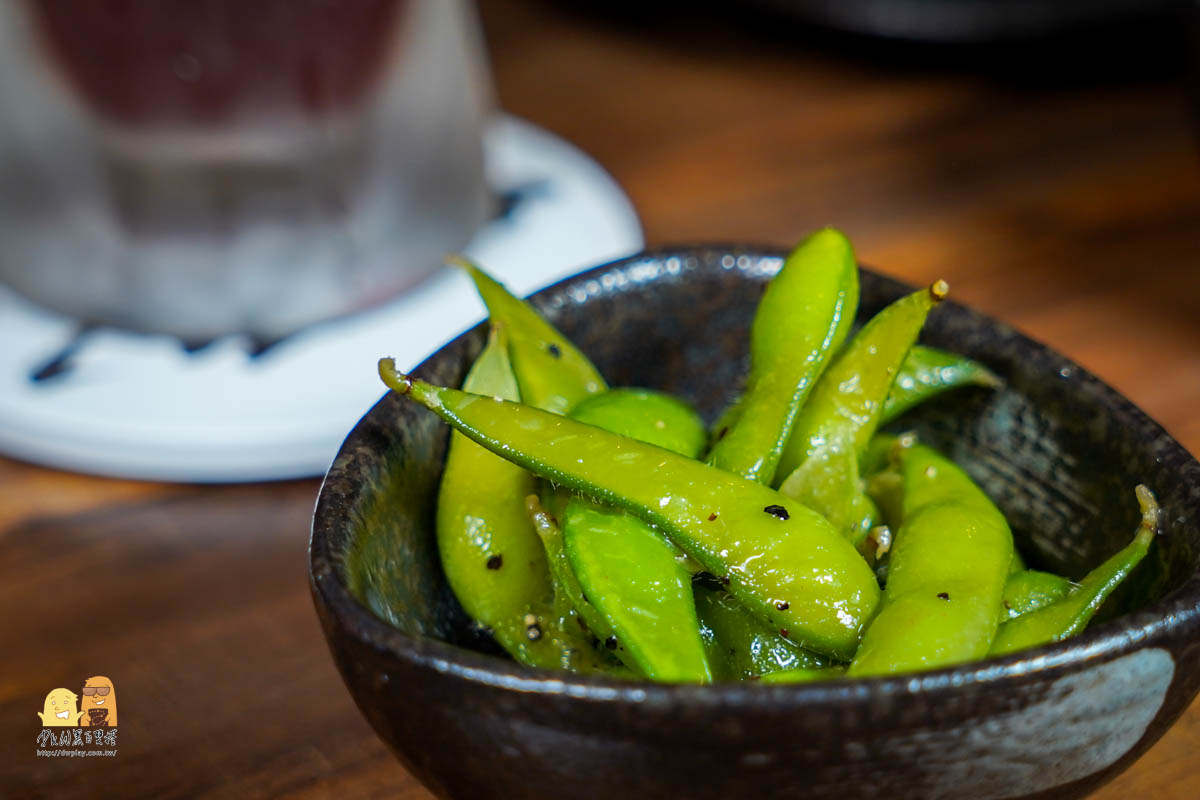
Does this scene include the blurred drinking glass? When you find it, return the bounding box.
[0,0,492,344]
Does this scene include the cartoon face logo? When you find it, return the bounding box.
[37,688,82,727]
[79,676,117,727]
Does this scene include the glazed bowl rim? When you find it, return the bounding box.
[310,244,1200,709]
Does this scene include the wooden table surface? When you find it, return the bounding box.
[4,1,1198,797]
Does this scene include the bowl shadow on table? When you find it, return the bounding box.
[311,247,1200,800]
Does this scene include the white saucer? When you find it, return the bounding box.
[0,115,643,482]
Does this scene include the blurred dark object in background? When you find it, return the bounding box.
[561,0,1192,84]
[725,0,1184,45]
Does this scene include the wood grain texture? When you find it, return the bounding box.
[3,0,1197,796]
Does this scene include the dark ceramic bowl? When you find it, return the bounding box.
[310,247,1200,800]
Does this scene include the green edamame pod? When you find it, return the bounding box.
[524,496,623,653]
[880,345,1002,426]
[693,583,832,680]
[562,389,713,682]
[436,326,599,672]
[776,282,947,545]
[689,397,844,679]
[707,228,859,485]
[1001,570,1072,621]
[380,362,881,661]
[714,344,997,453]
[990,486,1158,656]
[848,436,1013,676]
[563,502,709,681]
[455,256,607,415]
[757,665,846,684]
[569,388,708,459]
[458,258,626,659]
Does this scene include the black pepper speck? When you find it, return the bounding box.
[486,554,503,570]
[764,504,790,520]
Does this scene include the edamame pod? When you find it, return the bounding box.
[459,258,627,660]
[436,326,604,672]
[757,665,846,684]
[707,229,859,485]
[880,345,1002,426]
[694,582,833,680]
[848,436,1013,676]
[564,502,710,681]
[562,389,713,682]
[1001,570,1072,621]
[524,496,624,656]
[716,344,1000,455]
[776,282,947,545]
[990,486,1158,656]
[380,362,881,661]
[455,256,606,415]
[569,388,708,459]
